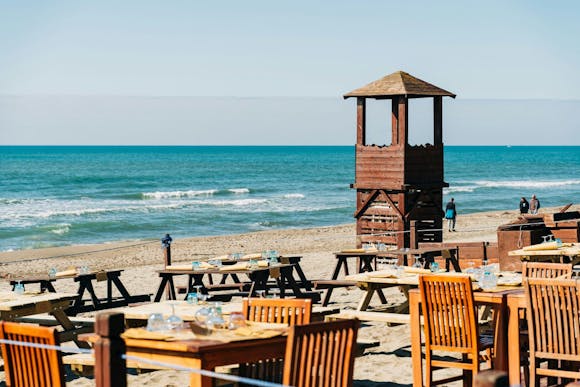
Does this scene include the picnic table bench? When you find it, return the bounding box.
[10,269,151,316]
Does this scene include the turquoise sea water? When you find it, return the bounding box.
[0,146,579,251]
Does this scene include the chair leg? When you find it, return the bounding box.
[425,351,432,387]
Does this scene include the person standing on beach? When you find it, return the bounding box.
[530,194,540,214]
[519,197,529,214]
[444,198,457,232]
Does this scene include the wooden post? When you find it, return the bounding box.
[410,220,418,249]
[356,97,366,145]
[161,234,173,299]
[95,312,126,387]
[434,96,442,145]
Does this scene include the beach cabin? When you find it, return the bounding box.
[343,71,455,248]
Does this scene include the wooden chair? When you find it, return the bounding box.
[239,298,312,383]
[283,319,359,387]
[242,297,312,325]
[419,275,494,386]
[0,321,66,387]
[525,278,580,387]
[522,261,573,280]
[520,262,574,384]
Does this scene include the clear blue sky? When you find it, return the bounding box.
[1,1,579,145]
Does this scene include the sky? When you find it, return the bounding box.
[1,1,579,145]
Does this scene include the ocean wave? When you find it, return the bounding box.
[474,179,580,189]
[283,193,305,199]
[49,223,71,235]
[228,188,250,194]
[142,189,218,199]
[209,199,268,207]
[444,186,477,194]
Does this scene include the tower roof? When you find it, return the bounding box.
[343,71,456,99]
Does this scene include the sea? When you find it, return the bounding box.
[0,146,579,252]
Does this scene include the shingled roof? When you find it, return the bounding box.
[343,71,456,99]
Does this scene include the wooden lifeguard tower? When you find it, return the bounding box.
[343,71,456,248]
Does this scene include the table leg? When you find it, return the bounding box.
[357,284,377,311]
[491,299,508,372]
[409,291,423,387]
[51,309,91,349]
[280,266,304,298]
[292,263,312,290]
[188,360,213,387]
[154,276,170,302]
[331,257,345,280]
[507,296,523,386]
[111,275,133,300]
[73,280,101,310]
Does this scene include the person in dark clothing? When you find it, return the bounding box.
[444,198,457,232]
[519,197,529,214]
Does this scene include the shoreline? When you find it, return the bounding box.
[2,206,576,277]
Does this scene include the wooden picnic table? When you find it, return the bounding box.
[508,243,580,265]
[345,269,426,312]
[110,300,339,327]
[409,287,525,387]
[10,269,151,316]
[387,246,461,271]
[81,327,288,387]
[154,263,315,302]
[331,250,381,280]
[0,291,91,348]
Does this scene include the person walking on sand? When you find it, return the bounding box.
[519,197,529,214]
[444,198,457,232]
[530,194,540,214]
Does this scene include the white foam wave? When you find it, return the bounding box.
[50,224,70,235]
[283,193,305,199]
[142,190,218,199]
[444,186,476,194]
[228,188,250,194]
[475,179,580,189]
[209,199,268,207]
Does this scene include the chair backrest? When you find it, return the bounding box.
[242,298,312,325]
[524,278,580,361]
[418,275,479,356]
[522,261,573,279]
[283,319,359,387]
[0,321,65,387]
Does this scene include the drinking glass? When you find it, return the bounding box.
[228,311,246,330]
[205,306,226,331]
[249,259,258,269]
[256,290,266,298]
[147,313,167,332]
[430,262,440,273]
[479,271,497,290]
[192,261,201,270]
[48,268,57,279]
[412,255,422,269]
[166,303,183,330]
[186,292,198,304]
[14,281,25,295]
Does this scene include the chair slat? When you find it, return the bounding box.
[283,319,359,387]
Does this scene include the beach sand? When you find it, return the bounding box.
[0,205,576,386]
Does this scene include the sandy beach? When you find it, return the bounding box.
[0,205,577,386]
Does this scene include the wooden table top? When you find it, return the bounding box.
[158,263,293,275]
[10,268,123,282]
[0,291,78,310]
[387,247,458,255]
[509,243,580,257]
